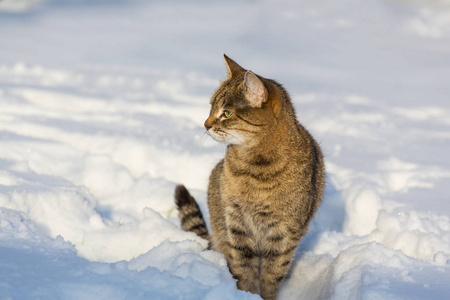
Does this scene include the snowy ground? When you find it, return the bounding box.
[1,0,450,299]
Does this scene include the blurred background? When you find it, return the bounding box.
[1,0,449,106]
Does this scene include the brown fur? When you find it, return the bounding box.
[175,55,325,300]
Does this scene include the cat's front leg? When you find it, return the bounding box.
[259,232,300,300]
[225,224,260,295]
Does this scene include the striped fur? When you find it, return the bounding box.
[174,185,209,240]
[175,55,325,300]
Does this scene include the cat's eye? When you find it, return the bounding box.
[223,110,233,118]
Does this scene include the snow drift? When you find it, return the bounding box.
[1,0,450,299]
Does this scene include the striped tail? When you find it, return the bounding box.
[174,185,210,241]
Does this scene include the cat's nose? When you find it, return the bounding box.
[204,121,212,130]
[204,117,214,130]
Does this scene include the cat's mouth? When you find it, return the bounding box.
[207,128,229,143]
[207,128,244,145]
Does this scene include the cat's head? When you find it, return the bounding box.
[204,55,281,146]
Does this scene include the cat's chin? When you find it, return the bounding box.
[207,130,245,145]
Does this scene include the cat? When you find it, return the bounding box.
[175,55,325,300]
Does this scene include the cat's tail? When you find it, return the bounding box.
[174,185,210,241]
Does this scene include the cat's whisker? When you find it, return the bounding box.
[198,130,209,146]
[225,130,245,145]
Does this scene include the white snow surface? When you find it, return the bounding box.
[1,0,450,299]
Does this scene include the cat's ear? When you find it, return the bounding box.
[224,54,245,77]
[243,71,268,108]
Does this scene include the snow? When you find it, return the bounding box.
[1,0,450,299]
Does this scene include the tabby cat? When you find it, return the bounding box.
[175,55,325,300]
